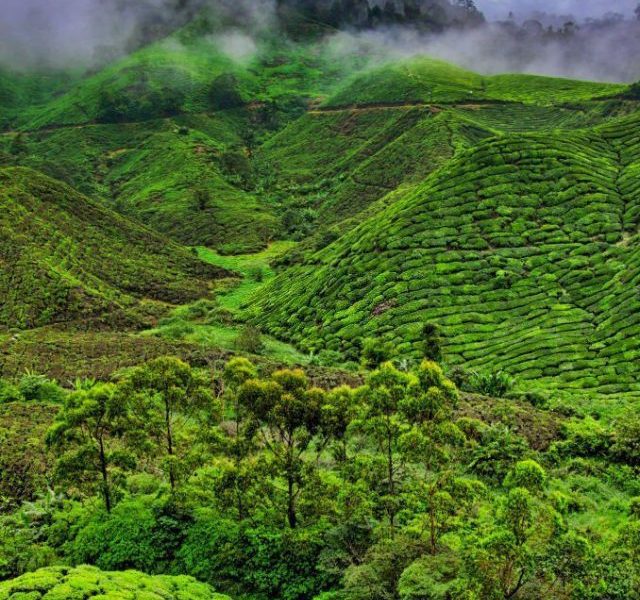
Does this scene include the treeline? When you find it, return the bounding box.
[277,0,484,31]
[1,353,640,599]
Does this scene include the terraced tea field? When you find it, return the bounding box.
[256,109,640,399]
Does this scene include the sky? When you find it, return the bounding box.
[477,0,638,20]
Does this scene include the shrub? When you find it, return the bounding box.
[0,565,225,599]
[361,338,395,369]
[179,516,332,600]
[248,266,265,282]
[629,497,640,520]
[503,460,546,492]
[235,325,264,354]
[210,73,245,110]
[421,322,443,362]
[468,370,514,398]
[0,379,22,404]
[162,320,196,340]
[17,373,64,403]
[63,495,192,574]
[611,412,640,466]
[469,424,529,482]
[553,417,611,458]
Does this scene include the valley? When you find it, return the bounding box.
[1,4,640,599]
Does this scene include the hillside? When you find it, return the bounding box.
[256,109,640,399]
[3,13,640,600]
[0,167,226,329]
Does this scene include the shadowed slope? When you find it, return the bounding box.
[0,167,227,329]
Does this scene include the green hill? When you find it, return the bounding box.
[324,57,627,107]
[0,30,366,251]
[2,30,640,400]
[256,110,640,398]
[0,167,226,329]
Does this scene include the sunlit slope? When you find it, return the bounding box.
[324,57,627,107]
[257,106,482,225]
[0,167,226,329]
[256,111,640,395]
[257,84,629,237]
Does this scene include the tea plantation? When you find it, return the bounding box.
[2,11,640,599]
[256,110,640,399]
[0,166,226,329]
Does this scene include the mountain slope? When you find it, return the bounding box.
[0,167,226,329]
[256,111,640,397]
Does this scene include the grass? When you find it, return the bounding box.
[144,241,309,364]
[196,242,296,305]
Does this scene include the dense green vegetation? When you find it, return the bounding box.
[2,8,640,599]
[257,111,640,403]
[1,356,639,599]
[0,565,227,599]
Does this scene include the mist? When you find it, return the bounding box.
[329,18,640,82]
[478,0,637,21]
[1,0,639,83]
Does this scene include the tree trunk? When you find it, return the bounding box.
[386,424,396,531]
[165,398,176,490]
[287,472,297,528]
[286,442,297,529]
[98,435,112,513]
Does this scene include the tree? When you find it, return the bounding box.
[421,323,443,362]
[242,369,323,528]
[361,338,395,369]
[221,358,259,521]
[223,357,258,435]
[120,357,217,491]
[46,384,135,512]
[398,361,466,554]
[399,360,458,426]
[358,362,413,529]
[321,385,360,466]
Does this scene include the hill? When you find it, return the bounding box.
[256,109,640,399]
[1,30,639,396]
[0,29,365,251]
[0,167,226,329]
[323,57,627,107]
